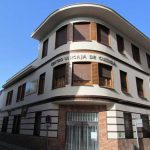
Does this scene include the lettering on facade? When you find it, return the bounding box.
[51,54,115,66]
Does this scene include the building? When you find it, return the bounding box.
[0,3,150,150]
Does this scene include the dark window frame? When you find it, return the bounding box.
[132,44,141,63]
[52,64,66,89]
[97,24,110,46]
[38,73,46,95]
[98,64,112,88]
[16,83,26,102]
[1,117,9,132]
[120,70,128,93]
[136,77,144,98]
[146,53,150,68]
[116,34,124,53]
[12,115,21,134]
[42,39,48,58]
[33,111,41,136]
[6,90,13,106]
[55,25,67,48]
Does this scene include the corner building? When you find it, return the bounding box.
[0,4,150,150]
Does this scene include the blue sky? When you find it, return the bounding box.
[0,0,150,90]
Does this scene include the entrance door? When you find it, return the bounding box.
[65,112,98,150]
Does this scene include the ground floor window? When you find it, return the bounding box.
[65,112,98,150]
[1,117,9,132]
[12,115,21,134]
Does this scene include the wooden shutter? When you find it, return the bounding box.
[116,34,124,53]
[73,63,91,85]
[92,62,99,84]
[67,24,73,41]
[17,85,22,102]
[91,22,97,41]
[132,44,141,63]
[124,113,133,139]
[73,22,90,41]
[53,64,66,88]
[42,39,48,58]
[55,25,67,48]
[97,24,109,46]
[21,83,26,100]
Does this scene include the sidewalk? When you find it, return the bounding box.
[0,141,29,150]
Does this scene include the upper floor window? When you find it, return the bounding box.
[116,34,124,53]
[73,22,90,42]
[124,112,133,139]
[99,64,112,88]
[6,90,13,106]
[38,73,46,95]
[120,71,128,93]
[141,114,150,138]
[42,39,48,58]
[53,64,66,89]
[136,77,144,98]
[97,24,109,46]
[1,117,9,132]
[55,25,67,48]
[17,83,26,102]
[72,62,92,86]
[146,53,150,68]
[12,115,21,134]
[132,44,141,63]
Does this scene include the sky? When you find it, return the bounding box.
[0,0,150,90]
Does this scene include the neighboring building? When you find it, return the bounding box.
[0,3,150,150]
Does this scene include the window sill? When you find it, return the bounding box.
[52,85,66,89]
[99,85,114,91]
[97,41,111,49]
[55,42,67,49]
[139,96,148,101]
[73,40,92,42]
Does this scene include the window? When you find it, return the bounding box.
[12,115,21,134]
[116,34,124,53]
[53,64,66,89]
[72,63,92,86]
[132,44,141,63]
[136,77,144,98]
[17,83,26,102]
[141,114,150,138]
[55,25,67,48]
[97,24,109,46]
[146,53,150,68]
[73,22,90,42]
[124,113,133,139]
[33,111,41,136]
[38,73,46,95]
[1,117,9,132]
[99,64,112,87]
[6,90,13,106]
[42,39,48,58]
[120,71,128,93]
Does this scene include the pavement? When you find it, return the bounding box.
[0,141,28,150]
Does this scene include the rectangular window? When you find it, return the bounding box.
[73,22,90,42]
[124,112,133,139]
[17,83,26,102]
[6,90,13,106]
[146,53,150,68]
[132,44,141,63]
[116,34,124,53]
[136,77,144,98]
[141,114,150,138]
[53,64,66,89]
[55,25,67,48]
[72,63,92,86]
[99,64,112,88]
[12,115,21,134]
[38,73,46,95]
[1,117,9,132]
[42,39,48,58]
[120,71,128,93]
[97,24,109,46]
[33,111,41,136]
